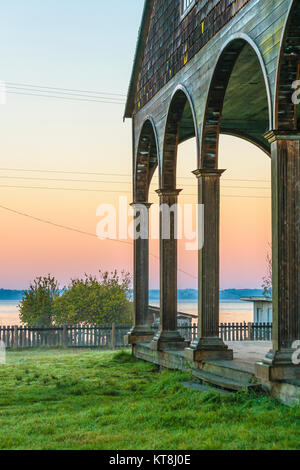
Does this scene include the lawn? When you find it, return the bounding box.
[0,348,299,450]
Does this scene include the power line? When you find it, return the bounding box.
[152,177,271,183]
[7,85,125,102]
[221,186,270,190]
[0,203,130,244]
[0,184,271,198]
[6,81,127,97]
[221,195,270,199]
[179,193,271,199]
[0,184,121,193]
[5,81,126,104]
[0,175,133,184]
[0,168,131,177]
[0,167,271,183]
[0,175,271,190]
[0,204,197,280]
[7,90,125,105]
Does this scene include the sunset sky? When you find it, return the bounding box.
[0,1,271,290]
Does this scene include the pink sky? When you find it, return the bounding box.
[0,135,271,290]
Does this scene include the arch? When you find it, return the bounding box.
[162,85,198,189]
[275,0,300,130]
[134,117,159,202]
[221,130,271,158]
[201,34,272,168]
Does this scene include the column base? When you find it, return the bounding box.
[185,337,233,362]
[150,330,189,351]
[255,349,300,382]
[124,327,154,345]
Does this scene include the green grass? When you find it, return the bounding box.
[0,348,299,450]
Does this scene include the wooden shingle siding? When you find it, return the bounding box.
[136,0,251,113]
[132,0,292,163]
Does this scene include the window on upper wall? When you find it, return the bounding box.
[181,0,195,18]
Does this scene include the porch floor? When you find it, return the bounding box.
[223,341,272,373]
[133,341,272,374]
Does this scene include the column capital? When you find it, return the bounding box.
[264,130,300,144]
[193,169,226,179]
[155,188,182,197]
[130,202,152,209]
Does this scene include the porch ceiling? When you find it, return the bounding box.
[179,44,271,156]
[221,44,271,155]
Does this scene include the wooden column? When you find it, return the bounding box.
[150,189,186,351]
[125,202,154,344]
[256,131,300,381]
[185,169,233,362]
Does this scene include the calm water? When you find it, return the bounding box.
[0,300,21,326]
[178,300,253,324]
[149,300,254,324]
[0,300,254,326]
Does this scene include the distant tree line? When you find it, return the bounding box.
[19,271,133,327]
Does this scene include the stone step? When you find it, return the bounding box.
[201,360,256,385]
[192,368,261,392]
[181,381,234,396]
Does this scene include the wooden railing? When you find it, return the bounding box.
[183,323,272,342]
[0,322,272,349]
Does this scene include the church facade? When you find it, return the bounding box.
[124,0,300,382]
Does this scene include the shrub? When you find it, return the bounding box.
[53,270,133,325]
[19,275,60,326]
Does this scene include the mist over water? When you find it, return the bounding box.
[149,300,253,324]
[0,301,21,326]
